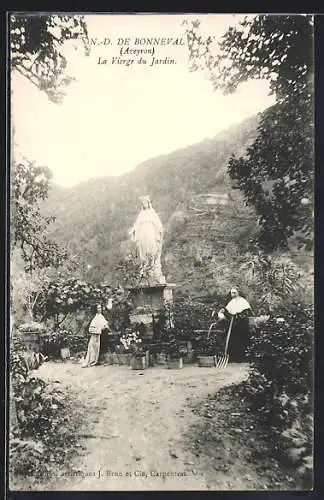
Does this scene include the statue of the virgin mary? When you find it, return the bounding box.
[130,195,165,284]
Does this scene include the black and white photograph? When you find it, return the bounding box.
[8,13,314,491]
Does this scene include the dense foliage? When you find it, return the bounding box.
[227,100,313,250]
[116,251,158,287]
[244,302,313,480]
[33,278,127,321]
[11,160,67,272]
[194,334,225,357]
[164,339,182,360]
[167,297,218,339]
[240,251,307,311]
[10,13,89,103]
[246,302,313,417]
[24,280,133,357]
[10,343,84,478]
[40,327,85,358]
[185,15,314,250]
[160,297,229,358]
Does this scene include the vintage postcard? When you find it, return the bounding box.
[8,13,314,492]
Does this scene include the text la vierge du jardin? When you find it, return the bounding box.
[91,36,184,67]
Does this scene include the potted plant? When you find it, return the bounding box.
[40,330,59,358]
[105,334,125,365]
[41,328,71,360]
[195,337,220,367]
[18,321,47,353]
[156,351,168,365]
[129,334,147,370]
[149,340,169,365]
[165,340,183,369]
[118,330,146,369]
[59,329,71,360]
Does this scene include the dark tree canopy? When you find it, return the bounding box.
[185,15,314,250]
[11,159,67,271]
[10,13,89,103]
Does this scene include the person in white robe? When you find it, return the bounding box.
[82,304,109,367]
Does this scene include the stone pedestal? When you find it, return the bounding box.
[127,283,176,340]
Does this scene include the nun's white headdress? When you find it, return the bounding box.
[226,291,251,315]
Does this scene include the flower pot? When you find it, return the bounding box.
[131,356,146,370]
[167,357,183,369]
[118,353,133,365]
[104,353,133,365]
[60,347,70,360]
[144,350,150,368]
[149,351,156,366]
[197,355,216,367]
[156,352,167,365]
[179,340,194,363]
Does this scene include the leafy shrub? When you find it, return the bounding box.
[63,331,89,355]
[10,377,84,480]
[11,346,66,443]
[244,301,313,482]
[246,302,313,412]
[164,339,182,360]
[195,332,226,356]
[41,327,90,357]
[108,297,132,331]
[33,278,128,320]
[10,438,46,476]
[11,342,30,381]
[42,327,70,346]
[10,344,85,481]
[159,298,232,358]
[240,252,308,312]
[164,297,220,340]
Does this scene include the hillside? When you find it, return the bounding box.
[41,114,262,296]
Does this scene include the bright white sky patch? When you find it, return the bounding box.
[12,14,275,187]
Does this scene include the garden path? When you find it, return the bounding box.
[36,361,251,491]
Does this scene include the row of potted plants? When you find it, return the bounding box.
[100,332,185,370]
[114,334,222,370]
[17,321,227,369]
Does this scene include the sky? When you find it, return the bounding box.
[12,14,276,187]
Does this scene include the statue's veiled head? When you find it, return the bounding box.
[140,195,151,210]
